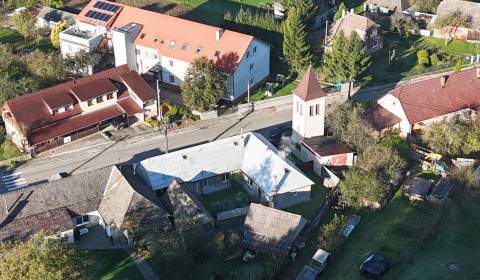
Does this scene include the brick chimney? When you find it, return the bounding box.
[216,28,224,41]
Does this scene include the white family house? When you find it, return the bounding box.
[59,0,270,100]
[136,132,314,209]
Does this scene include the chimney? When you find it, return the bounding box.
[216,28,224,41]
[440,75,447,88]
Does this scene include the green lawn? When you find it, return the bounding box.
[368,32,480,85]
[250,80,297,102]
[83,250,143,280]
[0,140,22,161]
[199,184,250,214]
[285,171,329,219]
[0,27,53,52]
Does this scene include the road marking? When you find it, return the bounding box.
[1,172,28,191]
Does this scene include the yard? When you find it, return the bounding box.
[249,80,297,102]
[199,182,250,214]
[83,249,144,280]
[367,32,480,85]
[285,171,329,219]
[0,27,52,52]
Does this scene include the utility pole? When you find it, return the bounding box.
[156,78,162,120]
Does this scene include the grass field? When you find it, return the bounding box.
[368,32,480,85]
[84,250,143,280]
[249,80,297,102]
[285,171,328,219]
[0,27,52,51]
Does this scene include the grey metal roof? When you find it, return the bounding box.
[37,6,76,25]
[243,203,307,256]
[436,0,480,30]
[366,0,410,11]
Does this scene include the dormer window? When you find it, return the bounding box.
[107,93,114,100]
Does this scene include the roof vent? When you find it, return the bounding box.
[233,141,238,146]
[153,37,158,42]
[139,33,145,39]
[284,168,290,174]
[216,28,224,41]
[182,155,187,159]
[440,75,447,88]
[195,46,202,54]
[181,43,188,50]
[169,40,176,47]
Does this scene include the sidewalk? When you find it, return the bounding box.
[124,248,159,280]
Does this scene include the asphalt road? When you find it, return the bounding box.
[0,107,293,192]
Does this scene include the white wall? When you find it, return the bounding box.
[112,26,141,72]
[4,119,25,149]
[232,39,270,100]
[78,91,118,113]
[59,26,103,58]
[377,94,411,136]
[292,94,326,142]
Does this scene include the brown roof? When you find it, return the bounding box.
[330,13,379,42]
[77,0,255,65]
[385,68,480,124]
[0,207,74,242]
[243,203,307,256]
[120,71,156,102]
[117,97,143,115]
[28,104,124,145]
[41,88,76,110]
[293,66,326,101]
[362,105,401,131]
[302,136,353,157]
[71,77,117,102]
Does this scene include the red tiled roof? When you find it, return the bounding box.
[120,71,156,102]
[77,0,254,64]
[117,97,143,115]
[386,68,480,123]
[362,105,401,131]
[3,65,153,137]
[71,77,117,101]
[28,105,124,145]
[293,66,326,101]
[302,136,353,156]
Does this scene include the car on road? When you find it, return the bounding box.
[111,119,126,130]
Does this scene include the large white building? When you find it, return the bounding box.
[59,0,270,100]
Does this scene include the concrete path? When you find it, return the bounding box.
[124,248,160,280]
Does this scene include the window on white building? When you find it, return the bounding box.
[169,60,174,67]
[136,49,141,55]
[315,104,320,115]
[75,215,89,226]
[107,93,114,100]
[181,43,188,50]
[169,75,175,83]
[195,46,202,54]
[309,105,314,116]
[87,99,93,106]
[96,96,103,103]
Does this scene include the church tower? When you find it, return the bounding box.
[292,66,326,143]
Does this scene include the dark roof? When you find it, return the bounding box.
[3,65,153,135]
[243,203,307,256]
[117,97,143,116]
[28,104,124,145]
[302,136,353,157]
[71,78,117,102]
[362,105,401,131]
[404,177,432,197]
[296,265,320,280]
[98,166,170,232]
[385,68,480,124]
[366,0,410,11]
[36,6,76,24]
[429,179,455,200]
[293,66,326,101]
[164,181,214,229]
[0,167,112,241]
[0,207,74,242]
[121,71,156,102]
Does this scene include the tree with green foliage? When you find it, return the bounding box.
[323,31,371,83]
[63,50,95,76]
[182,56,225,112]
[430,53,439,66]
[0,233,90,280]
[334,2,347,21]
[326,102,376,152]
[318,214,346,251]
[454,59,462,72]
[280,0,317,23]
[11,11,37,42]
[283,7,312,72]
[356,144,406,184]
[416,49,430,67]
[43,0,63,8]
[51,20,68,48]
[340,167,387,208]
[434,11,471,45]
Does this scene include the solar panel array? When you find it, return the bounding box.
[85,10,112,22]
[93,1,120,12]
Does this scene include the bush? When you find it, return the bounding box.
[318,214,346,251]
[0,141,21,160]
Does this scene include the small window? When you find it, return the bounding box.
[169,75,175,83]
[249,63,254,71]
[181,43,188,50]
[87,100,93,106]
[140,33,145,39]
[195,46,202,53]
[96,96,103,103]
[224,173,231,181]
[135,49,141,55]
[53,108,59,114]
[315,104,320,115]
[253,46,257,53]
[249,78,254,85]
[309,105,314,116]
[246,51,250,58]
[64,105,69,111]
[169,60,174,67]
[169,40,176,47]
[214,50,220,57]
[107,93,114,100]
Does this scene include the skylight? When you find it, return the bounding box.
[169,40,176,47]
[195,46,202,54]
[181,43,188,50]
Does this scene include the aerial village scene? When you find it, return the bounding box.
[0,0,479,279]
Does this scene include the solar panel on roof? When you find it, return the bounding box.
[93,1,119,13]
[85,9,112,21]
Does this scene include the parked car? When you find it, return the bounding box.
[360,253,390,279]
[111,119,126,130]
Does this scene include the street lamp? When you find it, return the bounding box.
[156,77,168,154]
